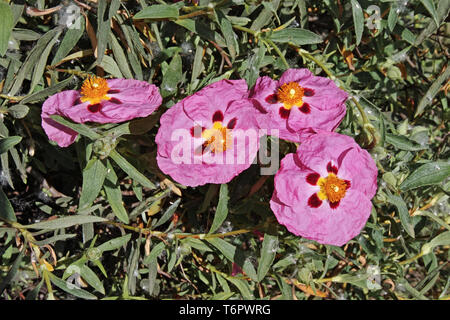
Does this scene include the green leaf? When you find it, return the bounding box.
[161,53,182,98]
[211,292,235,300]
[109,32,133,79]
[181,238,213,252]
[387,194,415,238]
[0,249,24,295]
[324,273,369,290]
[420,0,440,26]
[8,28,62,96]
[218,12,238,60]
[0,2,14,57]
[51,15,85,65]
[385,134,427,151]
[79,158,107,210]
[34,234,77,246]
[415,67,450,117]
[154,198,181,228]
[257,234,278,282]
[0,136,22,154]
[207,238,258,281]
[133,4,180,20]
[96,234,131,252]
[226,278,254,299]
[269,28,323,46]
[23,215,108,230]
[104,161,129,223]
[99,55,123,78]
[143,241,165,265]
[28,29,63,94]
[0,186,16,223]
[80,265,105,295]
[49,115,101,140]
[109,150,156,190]
[351,0,364,45]
[388,5,399,31]
[6,104,29,119]
[422,231,450,255]
[48,272,97,300]
[400,162,450,191]
[21,76,75,104]
[208,184,229,234]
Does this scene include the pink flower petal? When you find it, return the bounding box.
[155,80,259,187]
[270,131,378,246]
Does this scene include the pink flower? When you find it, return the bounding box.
[42,77,162,147]
[155,79,260,187]
[250,69,348,142]
[270,131,378,246]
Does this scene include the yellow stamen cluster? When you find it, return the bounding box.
[80,77,111,105]
[277,82,305,109]
[317,173,348,203]
[202,122,233,153]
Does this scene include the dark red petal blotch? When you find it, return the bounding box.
[329,201,340,209]
[307,193,322,208]
[265,94,278,104]
[299,102,311,114]
[212,110,224,122]
[279,107,291,119]
[326,161,338,175]
[306,173,320,185]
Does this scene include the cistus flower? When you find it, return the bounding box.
[155,79,260,187]
[41,77,162,147]
[250,68,348,142]
[270,131,378,246]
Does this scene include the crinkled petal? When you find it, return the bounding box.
[155,89,259,187]
[41,115,78,147]
[296,131,358,177]
[271,189,372,246]
[41,90,81,147]
[183,79,248,124]
[273,153,318,206]
[62,79,162,123]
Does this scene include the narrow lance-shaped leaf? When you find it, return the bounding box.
[0,136,22,155]
[79,158,108,210]
[387,194,415,238]
[400,162,450,191]
[23,215,108,230]
[257,234,278,282]
[133,4,180,20]
[0,188,16,222]
[269,28,323,46]
[208,184,229,234]
[48,272,97,300]
[154,198,181,228]
[207,238,258,282]
[104,161,129,224]
[351,0,364,45]
[96,234,132,252]
[109,150,156,190]
[0,2,14,57]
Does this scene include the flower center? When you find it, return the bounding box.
[80,77,111,105]
[202,121,232,153]
[317,173,348,203]
[277,82,304,109]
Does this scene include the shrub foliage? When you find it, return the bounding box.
[0,0,449,300]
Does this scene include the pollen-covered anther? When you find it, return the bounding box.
[80,77,111,105]
[317,173,348,203]
[277,82,305,109]
[202,122,233,153]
